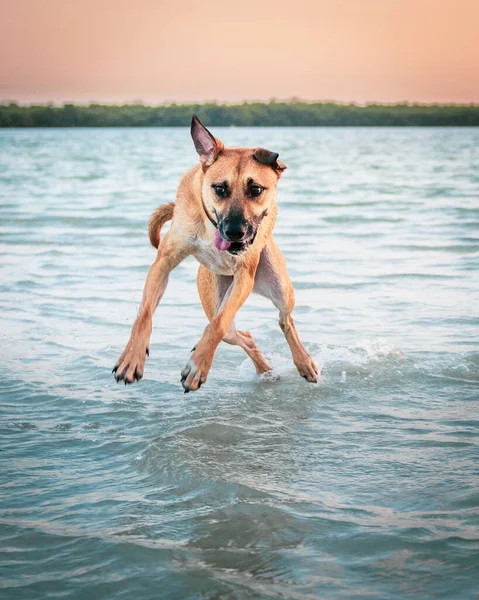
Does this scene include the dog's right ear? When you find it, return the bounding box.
[191,115,224,168]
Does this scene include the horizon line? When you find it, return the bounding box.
[3,99,479,108]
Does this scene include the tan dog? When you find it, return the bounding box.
[113,116,318,392]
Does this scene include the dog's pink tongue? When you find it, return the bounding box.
[214,230,231,251]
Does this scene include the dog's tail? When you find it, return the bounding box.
[148,202,175,249]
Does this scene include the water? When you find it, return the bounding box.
[0,127,478,599]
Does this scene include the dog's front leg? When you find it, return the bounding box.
[113,232,189,384]
[181,266,256,393]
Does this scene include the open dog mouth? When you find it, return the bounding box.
[227,240,249,255]
[214,230,256,255]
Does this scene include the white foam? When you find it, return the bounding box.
[236,338,405,384]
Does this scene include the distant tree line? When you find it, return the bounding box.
[1,101,478,127]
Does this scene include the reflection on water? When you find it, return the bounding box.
[0,127,478,599]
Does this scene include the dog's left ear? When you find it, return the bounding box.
[253,148,287,175]
[191,115,224,168]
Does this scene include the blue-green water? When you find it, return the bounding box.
[1,127,478,599]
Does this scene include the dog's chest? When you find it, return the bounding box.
[193,238,238,276]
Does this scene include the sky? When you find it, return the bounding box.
[1,0,478,105]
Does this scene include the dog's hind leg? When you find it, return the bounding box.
[254,241,318,383]
[197,266,271,375]
[226,328,272,376]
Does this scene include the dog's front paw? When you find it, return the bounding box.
[112,343,149,384]
[180,350,212,393]
[294,352,319,384]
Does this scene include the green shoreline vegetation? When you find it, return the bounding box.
[1,101,478,127]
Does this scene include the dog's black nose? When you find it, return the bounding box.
[224,223,246,242]
[222,209,247,242]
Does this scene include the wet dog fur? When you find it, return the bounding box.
[113,116,318,392]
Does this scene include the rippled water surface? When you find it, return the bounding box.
[1,127,478,599]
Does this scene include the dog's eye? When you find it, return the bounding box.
[249,185,263,198]
[213,185,227,199]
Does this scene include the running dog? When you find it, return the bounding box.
[113,116,318,392]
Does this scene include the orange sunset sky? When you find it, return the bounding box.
[1,0,478,104]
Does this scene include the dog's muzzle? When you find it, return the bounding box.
[219,224,257,255]
[210,206,267,255]
[215,209,252,255]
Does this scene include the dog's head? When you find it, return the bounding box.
[191,115,286,255]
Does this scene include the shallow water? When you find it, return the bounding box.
[0,127,478,599]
